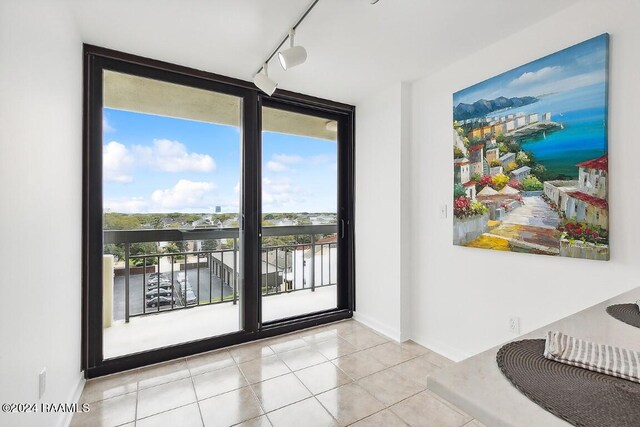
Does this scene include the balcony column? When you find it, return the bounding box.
[103,254,115,328]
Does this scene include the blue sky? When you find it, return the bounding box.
[103,108,337,214]
[454,34,608,106]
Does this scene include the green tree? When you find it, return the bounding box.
[454,183,467,199]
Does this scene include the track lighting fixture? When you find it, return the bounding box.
[278,29,307,70]
[252,0,320,95]
[253,62,277,96]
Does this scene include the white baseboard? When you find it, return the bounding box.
[353,311,402,342]
[410,333,471,362]
[57,373,85,427]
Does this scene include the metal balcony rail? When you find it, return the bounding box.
[104,225,338,322]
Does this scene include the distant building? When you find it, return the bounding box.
[542,112,552,122]
[505,120,515,132]
[528,113,539,124]
[565,155,608,229]
[467,144,484,176]
[215,205,221,213]
[515,116,527,129]
[454,158,471,185]
[576,154,607,199]
[546,155,608,230]
[544,180,579,212]
[510,165,531,182]
[485,146,500,163]
[499,152,515,168]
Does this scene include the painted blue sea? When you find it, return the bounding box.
[505,83,607,179]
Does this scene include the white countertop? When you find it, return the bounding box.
[427,287,640,427]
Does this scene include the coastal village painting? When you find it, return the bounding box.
[452,34,609,261]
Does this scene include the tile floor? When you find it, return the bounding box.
[73,320,485,427]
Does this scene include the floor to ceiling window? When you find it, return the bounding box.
[83,46,354,377]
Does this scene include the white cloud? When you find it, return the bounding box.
[309,154,334,164]
[150,179,216,210]
[103,141,134,183]
[134,139,216,173]
[509,66,563,87]
[103,116,116,133]
[267,160,288,172]
[262,177,303,210]
[104,197,147,213]
[272,154,303,164]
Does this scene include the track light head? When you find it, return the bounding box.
[278,29,307,70]
[253,63,277,95]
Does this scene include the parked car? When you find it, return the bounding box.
[147,279,172,290]
[146,295,176,308]
[146,288,173,299]
[148,272,171,281]
[185,289,197,305]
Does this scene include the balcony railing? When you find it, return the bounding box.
[104,225,338,322]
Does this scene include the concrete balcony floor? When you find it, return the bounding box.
[104,286,337,358]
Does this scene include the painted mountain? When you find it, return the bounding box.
[454,96,538,121]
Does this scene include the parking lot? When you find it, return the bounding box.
[112,267,236,321]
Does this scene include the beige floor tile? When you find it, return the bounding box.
[316,383,385,426]
[391,355,442,387]
[199,387,264,427]
[399,340,429,355]
[330,320,368,337]
[356,369,424,406]
[339,329,388,350]
[390,391,472,427]
[299,327,339,344]
[251,373,312,412]
[136,403,203,427]
[422,350,455,368]
[138,359,190,390]
[331,351,386,380]
[192,365,248,400]
[267,397,338,427]
[238,354,291,384]
[294,361,352,394]
[186,349,235,376]
[229,341,276,364]
[351,409,408,427]
[312,337,359,360]
[358,342,420,367]
[267,336,309,354]
[80,370,138,403]
[463,420,487,427]
[137,377,197,419]
[278,346,328,371]
[71,392,137,427]
[235,415,273,426]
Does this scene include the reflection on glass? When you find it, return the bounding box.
[101,71,242,358]
[261,107,338,322]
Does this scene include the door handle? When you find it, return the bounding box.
[340,219,345,239]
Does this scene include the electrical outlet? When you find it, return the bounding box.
[39,368,46,399]
[439,204,448,219]
[509,316,520,334]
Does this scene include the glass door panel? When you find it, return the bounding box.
[101,70,243,358]
[261,106,339,322]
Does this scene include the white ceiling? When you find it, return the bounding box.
[69,0,578,105]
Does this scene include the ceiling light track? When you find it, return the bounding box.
[253,0,320,94]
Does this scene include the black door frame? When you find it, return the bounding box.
[82,45,355,378]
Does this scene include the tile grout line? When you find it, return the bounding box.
[188,369,206,427]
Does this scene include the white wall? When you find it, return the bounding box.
[409,0,640,360]
[355,82,412,341]
[0,1,84,426]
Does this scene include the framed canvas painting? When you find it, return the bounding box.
[452,34,609,261]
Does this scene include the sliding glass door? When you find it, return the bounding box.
[83,45,354,377]
[260,104,340,322]
[100,70,244,358]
